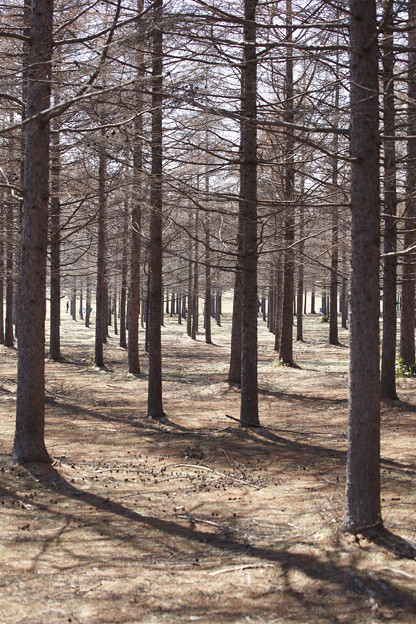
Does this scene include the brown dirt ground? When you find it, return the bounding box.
[0,307,416,624]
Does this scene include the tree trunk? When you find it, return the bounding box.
[49,113,60,360]
[4,198,14,347]
[400,0,416,368]
[228,265,242,385]
[329,72,340,346]
[128,28,144,374]
[85,279,91,328]
[95,128,107,368]
[119,203,128,349]
[204,221,212,344]
[279,0,295,365]
[380,15,398,400]
[147,0,165,419]
[192,209,199,340]
[13,0,53,464]
[239,0,259,426]
[344,0,382,533]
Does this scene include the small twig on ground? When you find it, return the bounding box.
[172,463,261,489]
[381,567,416,580]
[178,513,243,533]
[209,563,275,576]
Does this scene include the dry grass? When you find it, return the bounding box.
[0,308,415,623]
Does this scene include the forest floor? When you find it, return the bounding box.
[0,306,416,624]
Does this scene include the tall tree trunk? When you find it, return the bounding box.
[400,0,416,367]
[204,221,212,344]
[192,209,199,339]
[4,198,14,347]
[147,0,165,419]
[329,75,340,345]
[119,203,128,349]
[95,128,107,368]
[240,0,259,426]
[13,0,53,464]
[279,0,295,365]
[49,111,61,360]
[85,278,91,328]
[344,0,382,533]
[380,12,398,400]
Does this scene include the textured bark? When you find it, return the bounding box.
[329,70,340,346]
[344,0,382,533]
[49,112,61,360]
[192,210,199,340]
[296,203,304,342]
[228,266,242,385]
[147,0,165,419]
[279,0,295,365]
[13,0,53,464]
[0,204,3,344]
[380,17,398,400]
[400,0,416,367]
[119,204,128,350]
[95,129,107,368]
[4,199,14,347]
[204,223,212,344]
[85,279,91,328]
[128,7,144,373]
[239,0,259,426]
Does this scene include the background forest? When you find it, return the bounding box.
[1,0,416,620]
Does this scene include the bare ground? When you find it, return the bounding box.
[0,309,416,624]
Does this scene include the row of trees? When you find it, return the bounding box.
[1,0,415,534]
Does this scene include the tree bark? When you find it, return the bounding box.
[344,0,382,533]
[119,203,128,349]
[380,12,398,400]
[400,0,416,368]
[279,0,295,365]
[147,0,165,419]
[240,0,259,426]
[13,0,53,464]
[49,110,61,360]
[95,128,107,368]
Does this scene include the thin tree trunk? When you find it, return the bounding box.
[380,14,398,400]
[204,222,212,344]
[400,0,416,367]
[119,203,128,349]
[85,279,91,328]
[95,128,107,368]
[279,0,295,365]
[329,62,340,346]
[4,198,14,347]
[49,112,60,360]
[128,26,144,374]
[147,0,165,419]
[192,209,199,340]
[240,0,259,426]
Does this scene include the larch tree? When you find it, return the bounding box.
[147,0,165,419]
[380,2,398,400]
[13,0,54,464]
[240,0,259,427]
[344,0,382,533]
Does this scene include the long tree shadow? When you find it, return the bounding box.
[24,464,416,612]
